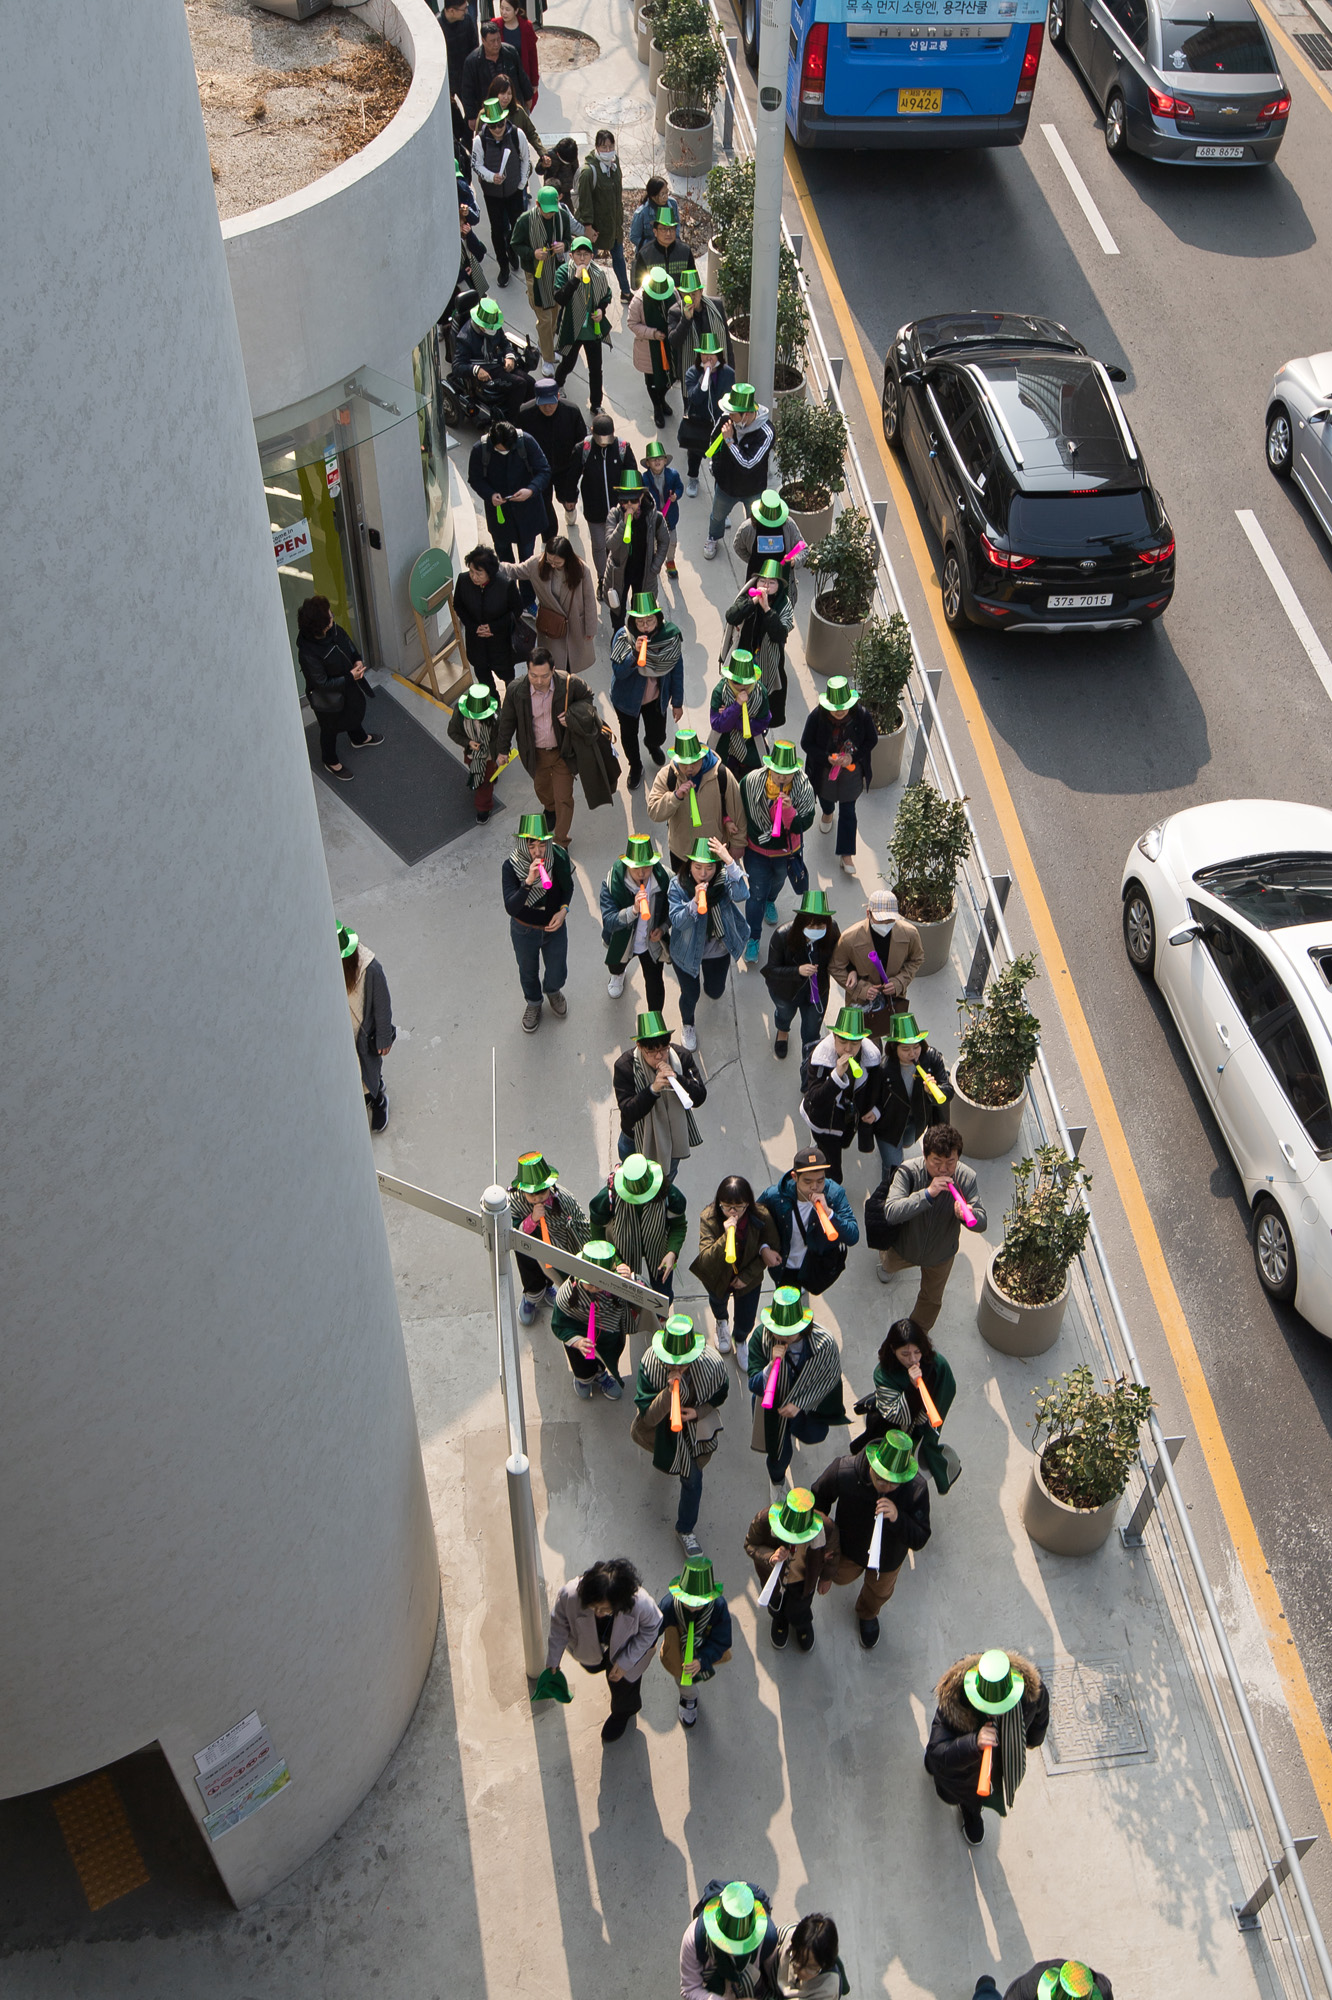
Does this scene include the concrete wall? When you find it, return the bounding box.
[0,0,439,1906]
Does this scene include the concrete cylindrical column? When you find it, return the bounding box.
[0,2,438,1905]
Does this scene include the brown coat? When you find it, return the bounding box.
[744,1506,839,1595]
[646,756,745,863]
[690,1201,780,1297]
[829,915,925,1020]
[511,554,598,676]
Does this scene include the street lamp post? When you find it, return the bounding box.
[746,0,789,409]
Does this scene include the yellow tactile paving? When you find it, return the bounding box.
[52,1771,150,1912]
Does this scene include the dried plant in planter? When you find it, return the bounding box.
[1031,1363,1154,1510]
[993,1144,1090,1305]
[954,951,1040,1107]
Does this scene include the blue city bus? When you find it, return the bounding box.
[739,0,1048,148]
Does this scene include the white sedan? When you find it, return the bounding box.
[1121,801,1332,1337]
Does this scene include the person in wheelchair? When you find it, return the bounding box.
[449,295,536,427]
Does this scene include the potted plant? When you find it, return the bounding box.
[849,613,913,788]
[950,951,1040,1158]
[663,32,724,173]
[719,237,803,388]
[1021,1362,1154,1555]
[703,156,753,290]
[651,0,710,86]
[637,0,655,64]
[805,505,877,675]
[774,395,846,543]
[977,1144,1090,1357]
[773,266,810,403]
[887,779,971,973]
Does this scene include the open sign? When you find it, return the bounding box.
[272,518,312,565]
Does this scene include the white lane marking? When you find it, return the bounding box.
[1041,123,1121,256]
[1236,508,1332,699]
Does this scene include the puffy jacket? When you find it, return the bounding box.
[758,1170,860,1264]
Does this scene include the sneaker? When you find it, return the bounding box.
[620,290,633,304]
[601,1712,632,1742]
[522,1001,542,1033]
[744,939,759,965]
[961,1809,985,1847]
[607,971,626,997]
[476,809,491,824]
[352,732,385,748]
[686,476,699,497]
[715,1323,733,1355]
[703,537,718,560]
[858,1617,881,1650]
[677,1530,702,1559]
[678,1697,699,1727]
[496,266,511,287]
[654,407,669,430]
[563,503,578,519]
[547,990,568,1018]
[323,761,354,781]
[764,901,779,925]
[681,1023,698,1051]
[819,813,834,834]
[543,1284,558,1305]
[573,1376,594,1400]
[875,1259,894,1284]
[795,1625,815,1653]
[665,561,679,577]
[369,1091,389,1133]
[519,1295,538,1325]
[770,1619,789,1650]
[841,856,857,875]
[598,1371,624,1400]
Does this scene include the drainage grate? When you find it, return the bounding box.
[1294,29,1332,66]
[1040,1656,1154,1775]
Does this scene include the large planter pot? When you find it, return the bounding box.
[1021,1448,1121,1555]
[867,715,905,789]
[785,495,834,546]
[637,5,652,62]
[655,77,678,133]
[665,107,714,173]
[729,329,749,382]
[772,365,807,412]
[977,1250,1068,1356]
[649,34,668,88]
[805,596,863,677]
[704,235,725,293]
[948,1066,1026,1160]
[905,901,956,977]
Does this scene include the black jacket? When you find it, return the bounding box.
[877,1043,953,1146]
[760,918,842,1005]
[612,1045,706,1135]
[924,1653,1050,1808]
[800,704,879,796]
[454,571,524,673]
[459,43,532,120]
[578,436,639,523]
[518,397,588,482]
[1004,1967,1113,2000]
[297,622,362,714]
[802,1043,886,1152]
[441,9,478,88]
[502,846,575,928]
[809,1450,931,1572]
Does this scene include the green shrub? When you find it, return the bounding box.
[955,951,1039,1107]
[1031,1362,1154,1509]
[994,1144,1091,1306]
[662,31,725,119]
[888,779,971,924]
[847,613,912,733]
[808,505,878,625]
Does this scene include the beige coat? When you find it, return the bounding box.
[511,552,598,676]
[829,915,924,1024]
[646,755,745,863]
[625,287,681,377]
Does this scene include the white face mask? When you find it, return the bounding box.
[803,927,827,943]
[598,149,616,166]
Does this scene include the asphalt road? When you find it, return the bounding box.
[796,40,1332,1729]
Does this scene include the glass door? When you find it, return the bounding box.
[262,426,366,685]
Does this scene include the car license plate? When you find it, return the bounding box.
[1047,593,1113,609]
[1195,144,1245,158]
[898,87,943,113]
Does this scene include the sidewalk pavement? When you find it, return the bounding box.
[5,10,1308,1997]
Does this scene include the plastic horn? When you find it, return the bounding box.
[537,861,553,890]
[770,795,786,838]
[681,1617,696,1688]
[756,1551,786,1607]
[696,883,708,915]
[813,1197,839,1242]
[668,1072,695,1108]
[847,1053,863,1080]
[538,1214,551,1244]
[623,515,633,544]
[581,268,591,285]
[495,499,506,525]
[747,585,766,601]
[781,539,808,563]
[587,1300,598,1363]
[913,1368,944,1430]
[916,1063,947,1105]
[867,1509,885,1574]
[704,429,725,459]
[688,786,702,828]
[977,1745,994,1797]
[724,1221,737,1265]
[761,1355,782,1410]
[867,946,889,987]
[535,256,544,280]
[635,887,652,922]
[637,635,648,667]
[670,1375,683,1432]
[949,1181,980,1229]
[741,700,751,741]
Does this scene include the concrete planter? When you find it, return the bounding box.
[1021,1448,1121,1555]
[806,596,863,677]
[867,715,905,789]
[773,365,807,411]
[948,1067,1026,1160]
[665,107,714,173]
[786,496,834,546]
[729,328,749,381]
[905,901,956,977]
[704,234,725,293]
[637,5,653,61]
[649,35,668,88]
[655,76,678,133]
[977,1250,1068,1356]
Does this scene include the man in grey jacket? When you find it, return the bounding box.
[864,1122,985,1332]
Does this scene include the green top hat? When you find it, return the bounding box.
[818,674,858,714]
[886,1010,927,1046]
[614,1150,665,1205]
[643,268,676,301]
[757,558,783,583]
[629,590,660,619]
[569,234,594,253]
[672,727,705,762]
[723,650,760,688]
[652,1312,706,1367]
[751,488,789,527]
[337,923,359,959]
[964,1647,1026,1716]
[798,889,834,919]
[686,836,716,865]
[694,331,724,356]
[760,1285,813,1338]
[513,1151,559,1193]
[721,382,758,415]
[536,185,561,213]
[762,740,799,776]
[634,1009,670,1042]
[831,1005,867,1042]
[616,468,646,495]
[865,1428,918,1484]
[621,833,660,869]
[643,439,668,461]
[580,1238,620,1274]
[702,1883,768,1958]
[669,1554,723,1606]
[676,267,702,292]
[654,203,678,227]
[1037,1965,1100,2000]
[516,812,550,841]
[479,96,508,124]
[458,681,499,721]
[471,297,504,333]
[768,1485,823,1545]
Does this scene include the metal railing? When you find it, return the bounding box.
[709,25,1332,1994]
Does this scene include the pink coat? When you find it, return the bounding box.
[626,290,679,377]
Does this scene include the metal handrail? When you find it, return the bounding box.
[709,25,1332,1992]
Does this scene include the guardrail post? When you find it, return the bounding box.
[905,670,942,788]
[1119,1435,1185,1549]
[828,355,843,388]
[790,233,803,262]
[962,873,1011,1002]
[1232,1838,1318,1931]
[723,39,736,150]
[483,1185,546,1679]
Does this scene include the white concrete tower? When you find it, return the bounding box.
[0,3,438,1904]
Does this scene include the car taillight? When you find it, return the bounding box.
[1014,23,1043,105]
[1259,93,1291,120]
[981,531,1036,571]
[1148,87,1194,120]
[1137,537,1176,565]
[800,23,828,105]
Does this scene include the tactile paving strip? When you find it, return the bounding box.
[52,1771,150,1911]
[1040,1656,1154,1775]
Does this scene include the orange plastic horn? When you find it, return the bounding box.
[913,1369,942,1430]
[813,1197,839,1242]
[696,884,708,915]
[637,635,648,667]
[977,1745,993,1797]
[670,1376,683,1433]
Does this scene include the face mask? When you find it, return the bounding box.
[803,927,826,943]
[598,150,616,168]
[871,920,893,938]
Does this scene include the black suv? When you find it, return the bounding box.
[882,311,1175,633]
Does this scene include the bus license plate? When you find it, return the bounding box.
[1195,144,1245,158]
[898,87,943,113]
[1048,593,1113,609]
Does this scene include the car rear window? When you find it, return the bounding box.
[916,314,1080,357]
[1160,18,1273,71]
[974,360,1134,488]
[1006,492,1152,549]
[1194,855,1332,930]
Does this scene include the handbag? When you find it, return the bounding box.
[536,602,568,639]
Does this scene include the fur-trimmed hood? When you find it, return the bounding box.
[935,1651,1043,1733]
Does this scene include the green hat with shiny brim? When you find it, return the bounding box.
[654,204,677,227]
[768,1485,822,1545]
[615,1150,665,1204]
[685,837,718,866]
[702,1883,768,1957]
[471,298,504,332]
[762,740,799,776]
[886,1011,927,1045]
[669,1554,723,1606]
[866,1428,918,1485]
[537,186,561,213]
[644,269,676,301]
[964,1647,1026,1716]
[479,96,508,123]
[643,440,668,460]
[818,675,858,714]
[694,332,724,356]
[634,1010,670,1042]
[751,488,788,527]
[1037,1966,1101,2000]
[832,1006,867,1042]
[798,890,833,918]
[517,813,550,840]
[652,1312,706,1366]
[629,591,660,619]
[458,681,499,721]
[677,268,702,292]
[723,650,759,688]
[616,469,646,494]
[580,1238,620,1273]
[337,923,359,959]
[760,1285,812,1337]
[621,833,660,869]
[721,382,758,415]
[672,729,705,762]
[513,1151,558,1193]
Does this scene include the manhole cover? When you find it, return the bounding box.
[539,27,601,73]
[1040,1656,1153,1775]
[584,93,653,125]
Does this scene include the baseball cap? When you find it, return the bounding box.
[792,1146,829,1173]
[867,889,899,923]
[534,378,559,399]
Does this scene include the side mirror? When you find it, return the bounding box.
[1312,408,1332,423]
[1168,921,1202,947]
[1103,363,1128,383]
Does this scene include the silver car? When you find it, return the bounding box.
[1266,356,1332,538]
[1049,0,1290,165]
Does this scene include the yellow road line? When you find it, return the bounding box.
[1251,0,1332,121]
[784,136,1332,1834]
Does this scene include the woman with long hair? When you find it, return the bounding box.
[666,836,749,1052]
[760,890,841,1064]
[852,1317,960,1493]
[511,535,597,675]
[689,1173,782,1359]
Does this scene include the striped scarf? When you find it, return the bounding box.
[714,685,764,772]
[462,714,496,788]
[637,624,683,679]
[995,1696,1028,1815]
[508,1187,588,1255]
[640,1344,728,1475]
[743,768,814,847]
[564,261,612,343]
[510,837,550,909]
[631,1046,701,1163]
[751,1323,843,1457]
[554,1273,625,1333]
[605,1184,671,1281]
[732,593,793,704]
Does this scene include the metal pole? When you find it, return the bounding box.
[723,38,737,152]
[483,1185,546,1678]
[746,0,787,408]
[1119,1435,1185,1548]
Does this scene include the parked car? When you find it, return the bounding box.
[881,310,1175,633]
[1121,800,1332,1334]
[1265,353,1332,539]
[1050,0,1290,165]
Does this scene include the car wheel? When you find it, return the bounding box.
[1253,1196,1298,1304]
[1104,91,1128,157]
[1266,405,1294,480]
[881,370,901,447]
[941,547,967,629]
[741,0,758,70]
[1122,881,1155,976]
[1048,0,1065,45]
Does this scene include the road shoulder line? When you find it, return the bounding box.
[1237,507,1332,699]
